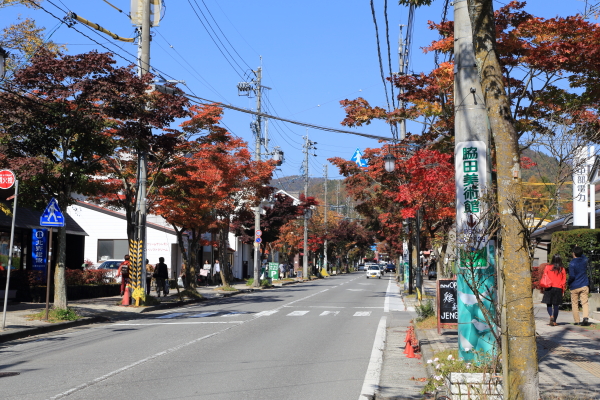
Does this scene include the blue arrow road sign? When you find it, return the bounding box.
[350,148,367,168]
[40,197,65,227]
[255,237,262,243]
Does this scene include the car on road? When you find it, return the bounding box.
[96,259,125,283]
[357,264,366,271]
[385,263,396,273]
[366,265,381,279]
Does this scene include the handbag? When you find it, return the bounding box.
[539,266,552,289]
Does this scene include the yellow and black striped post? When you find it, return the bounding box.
[129,239,143,291]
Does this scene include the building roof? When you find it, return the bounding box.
[0,205,87,236]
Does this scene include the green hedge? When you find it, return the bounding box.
[549,229,600,261]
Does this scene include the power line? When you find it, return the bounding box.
[187,0,245,80]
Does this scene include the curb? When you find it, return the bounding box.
[414,327,436,378]
[0,316,108,344]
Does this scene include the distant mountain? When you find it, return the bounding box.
[521,149,560,182]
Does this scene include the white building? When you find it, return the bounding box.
[67,201,182,278]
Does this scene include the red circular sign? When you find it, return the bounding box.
[0,170,15,189]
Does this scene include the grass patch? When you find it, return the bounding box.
[180,289,203,299]
[214,286,238,292]
[245,278,271,287]
[27,307,80,323]
[415,315,437,329]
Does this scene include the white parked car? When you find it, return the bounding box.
[366,265,381,279]
[96,259,125,283]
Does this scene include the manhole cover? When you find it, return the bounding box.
[0,372,20,378]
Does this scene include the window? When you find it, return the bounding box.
[97,239,128,262]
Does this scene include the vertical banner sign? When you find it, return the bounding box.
[573,146,589,226]
[268,262,279,280]
[31,229,48,274]
[455,141,496,361]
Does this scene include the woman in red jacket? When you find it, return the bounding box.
[541,254,567,326]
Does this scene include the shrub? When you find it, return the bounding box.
[422,349,499,394]
[65,269,109,285]
[416,300,435,322]
[550,229,600,261]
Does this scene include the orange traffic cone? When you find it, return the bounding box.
[122,286,130,306]
[404,339,411,354]
[404,330,411,343]
[405,343,416,358]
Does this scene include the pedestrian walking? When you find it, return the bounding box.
[279,262,285,279]
[154,257,169,297]
[541,255,567,326]
[569,246,591,326]
[116,255,130,297]
[145,259,154,296]
[214,260,221,286]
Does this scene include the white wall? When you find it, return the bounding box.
[67,203,180,277]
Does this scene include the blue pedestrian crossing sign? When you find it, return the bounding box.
[350,148,368,168]
[40,197,65,227]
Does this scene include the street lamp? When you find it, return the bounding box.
[384,153,396,173]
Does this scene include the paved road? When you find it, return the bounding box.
[1,273,404,400]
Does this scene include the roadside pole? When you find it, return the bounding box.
[1,173,17,330]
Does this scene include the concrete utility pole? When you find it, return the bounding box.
[323,164,328,273]
[252,66,263,288]
[302,134,317,279]
[453,0,493,362]
[398,24,407,141]
[135,0,151,295]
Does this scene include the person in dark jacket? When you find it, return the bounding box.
[154,257,169,297]
[569,246,590,326]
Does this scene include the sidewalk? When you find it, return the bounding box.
[406,281,600,398]
[0,278,304,343]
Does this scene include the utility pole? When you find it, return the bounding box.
[253,66,263,288]
[133,0,151,297]
[302,134,317,279]
[454,0,493,364]
[398,24,407,141]
[323,164,328,274]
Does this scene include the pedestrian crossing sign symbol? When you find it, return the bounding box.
[40,197,65,227]
[350,148,367,168]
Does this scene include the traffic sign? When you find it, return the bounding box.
[255,237,262,243]
[350,148,367,168]
[255,230,262,237]
[0,170,15,189]
[40,198,65,227]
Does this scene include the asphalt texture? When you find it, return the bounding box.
[0,273,426,400]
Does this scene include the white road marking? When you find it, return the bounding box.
[359,316,387,400]
[156,313,185,319]
[347,289,364,291]
[355,307,384,309]
[190,312,218,318]
[354,311,372,317]
[320,311,339,316]
[287,311,309,316]
[255,310,279,317]
[358,283,373,285]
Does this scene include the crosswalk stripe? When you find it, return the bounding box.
[255,310,279,317]
[320,311,339,316]
[287,311,309,316]
[354,311,372,317]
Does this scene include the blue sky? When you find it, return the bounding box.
[4,0,583,182]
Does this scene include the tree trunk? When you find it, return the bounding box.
[219,228,230,287]
[53,190,70,309]
[467,0,539,398]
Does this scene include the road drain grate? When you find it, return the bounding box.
[0,372,20,378]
